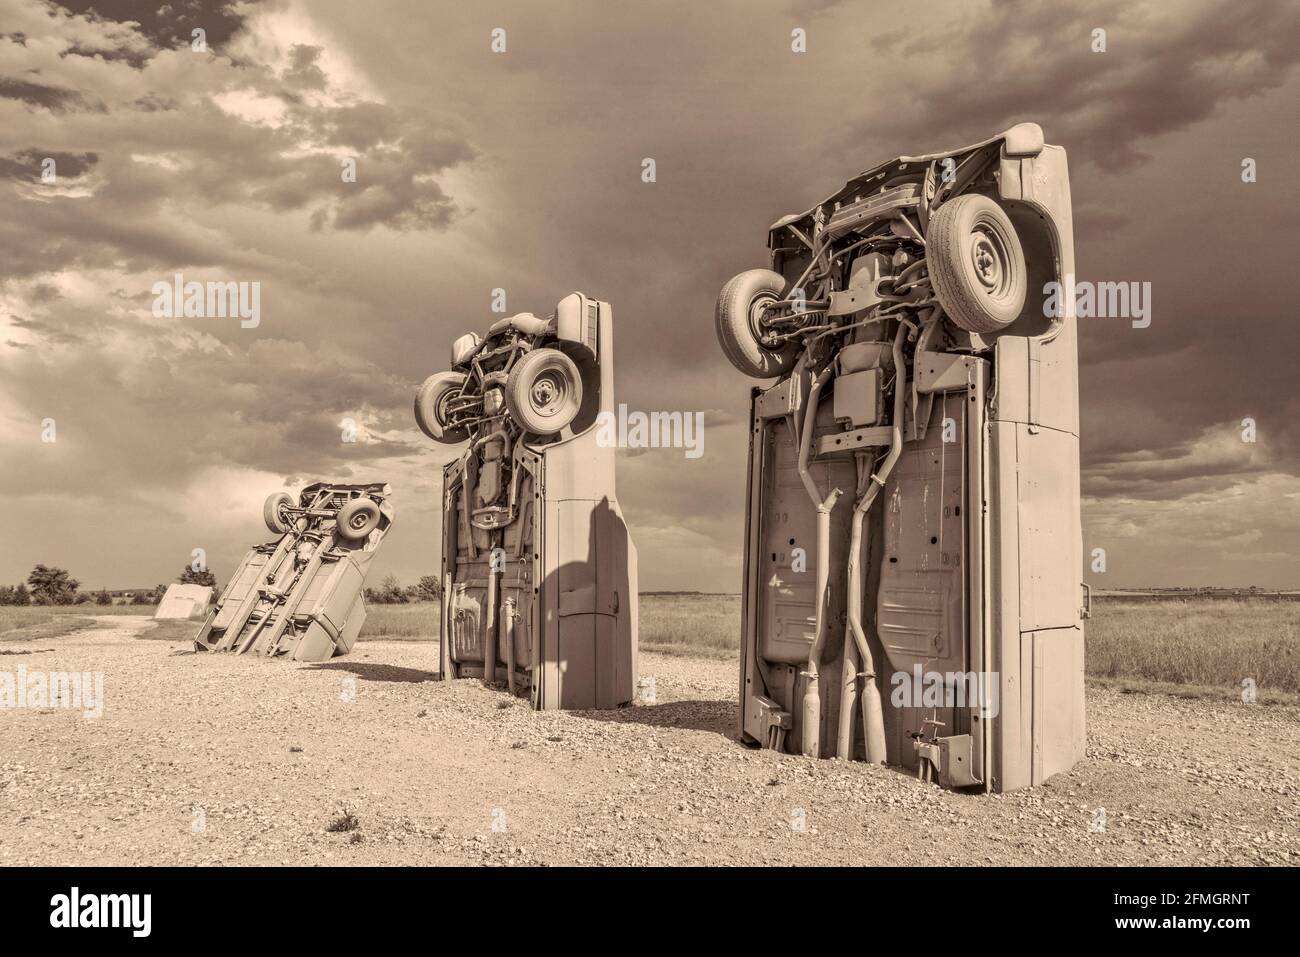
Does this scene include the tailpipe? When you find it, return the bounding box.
[797,365,843,758]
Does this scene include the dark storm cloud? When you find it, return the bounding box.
[0,320,418,500]
[282,42,326,90]
[0,148,97,180]
[7,315,82,345]
[0,11,476,278]
[0,75,91,110]
[54,0,251,55]
[853,0,1300,171]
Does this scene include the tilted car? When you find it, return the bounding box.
[194,482,394,662]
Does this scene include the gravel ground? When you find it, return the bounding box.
[1,615,1296,866]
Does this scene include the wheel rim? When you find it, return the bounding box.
[748,293,781,351]
[435,388,459,430]
[277,503,292,526]
[349,509,370,530]
[969,222,1012,299]
[528,370,568,419]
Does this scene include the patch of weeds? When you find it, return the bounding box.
[327,809,359,833]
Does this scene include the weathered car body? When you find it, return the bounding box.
[417,293,638,710]
[194,483,394,662]
[722,123,1086,791]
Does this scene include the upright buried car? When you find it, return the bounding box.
[416,292,638,710]
[194,483,394,662]
[721,123,1086,791]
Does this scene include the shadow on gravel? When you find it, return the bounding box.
[577,699,737,739]
[300,661,438,683]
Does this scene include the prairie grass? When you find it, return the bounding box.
[638,594,741,657]
[0,609,99,641]
[355,595,744,654]
[7,591,1273,695]
[635,595,1300,695]
[1085,599,1299,693]
[358,602,440,640]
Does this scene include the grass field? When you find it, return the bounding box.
[354,595,743,652]
[638,594,741,656]
[361,596,1300,693]
[4,596,1296,695]
[1085,599,1299,694]
[0,603,159,642]
[358,602,440,639]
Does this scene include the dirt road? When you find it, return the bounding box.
[1,616,1296,866]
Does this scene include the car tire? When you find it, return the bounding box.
[504,348,583,436]
[927,194,1027,334]
[336,498,381,541]
[716,268,800,379]
[263,492,295,534]
[415,372,471,443]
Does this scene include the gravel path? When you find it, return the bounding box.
[1,615,1296,866]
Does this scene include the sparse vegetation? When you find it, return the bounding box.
[1086,599,1299,694]
[638,596,1300,695]
[364,573,411,605]
[177,564,219,592]
[326,809,359,833]
[0,612,98,642]
[0,604,155,641]
[639,594,741,657]
[358,601,439,639]
[0,583,31,606]
[4,590,1294,696]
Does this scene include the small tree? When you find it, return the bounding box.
[27,564,80,605]
[0,585,14,605]
[415,575,442,602]
[378,574,408,604]
[12,583,30,606]
[95,589,113,606]
[131,592,153,606]
[178,565,218,591]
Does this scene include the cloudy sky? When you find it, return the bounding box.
[1,0,1298,593]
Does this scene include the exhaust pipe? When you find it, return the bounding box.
[501,596,517,695]
[483,548,498,685]
[836,591,860,759]
[797,365,843,758]
[839,322,910,763]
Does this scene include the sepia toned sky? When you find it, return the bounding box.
[1,0,1298,592]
